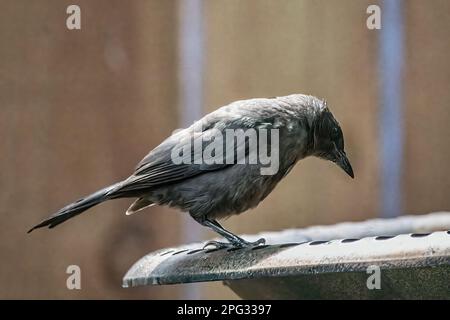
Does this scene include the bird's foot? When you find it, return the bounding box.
[203,237,266,250]
[202,240,232,250]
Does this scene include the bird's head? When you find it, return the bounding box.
[311,105,354,179]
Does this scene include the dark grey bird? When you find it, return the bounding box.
[28,94,354,248]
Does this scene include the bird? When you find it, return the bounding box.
[28,94,354,248]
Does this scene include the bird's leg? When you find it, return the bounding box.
[200,218,265,249]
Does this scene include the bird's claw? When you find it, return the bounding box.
[203,240,232,250]
[203,237,266,250]
[250,237,266,246]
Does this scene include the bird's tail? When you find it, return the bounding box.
[28,182,124,233]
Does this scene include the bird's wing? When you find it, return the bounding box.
[111,112,274,194]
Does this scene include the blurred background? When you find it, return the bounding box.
[0,0,449,299]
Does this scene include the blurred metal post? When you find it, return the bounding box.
[379,0,405,218]
[177,0,204,299]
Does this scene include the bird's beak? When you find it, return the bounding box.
[336,151,354,179]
